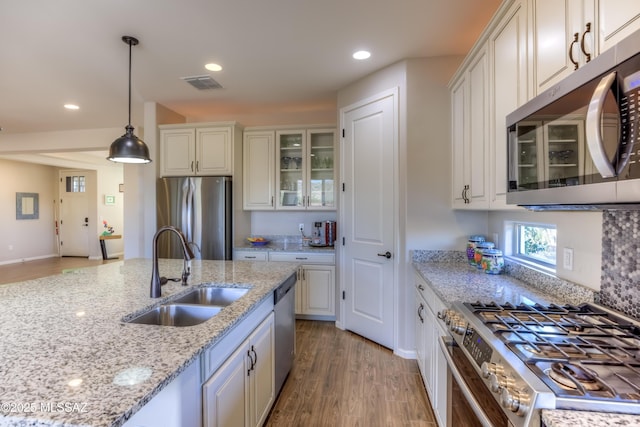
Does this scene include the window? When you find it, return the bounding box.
[65,176,86,193]
[514,222,556,267]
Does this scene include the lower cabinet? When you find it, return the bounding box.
[268,251,336,320]
[295,264,335,319]
[203,313,275,427]
[415,272,448,427]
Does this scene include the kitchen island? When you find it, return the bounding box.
[0,258,298,427]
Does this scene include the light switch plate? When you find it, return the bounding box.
[563,247,574,271]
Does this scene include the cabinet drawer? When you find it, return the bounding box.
[268,252,335,264]
[415,273,445,316]
[201,298,273,381]
[234,251,268,261]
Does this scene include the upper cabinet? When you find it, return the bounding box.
[489,0,530,209]
[449,0,639,210]
[159,122,242,177]
[243,130,276,210]
[598,1,640,53]
[451,43,490,209]
[532,0,640,95]
[244,125,336,211]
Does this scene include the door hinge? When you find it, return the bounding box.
[342,182,345,192]
[342,129,345,138]
[342,237,345,246]
[60,241,63,246]
[342,291,346,300]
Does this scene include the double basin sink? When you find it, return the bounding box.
[126,287,249,327]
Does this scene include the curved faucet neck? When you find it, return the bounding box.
[150,226,195,298]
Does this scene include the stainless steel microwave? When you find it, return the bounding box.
[506,29,640,210]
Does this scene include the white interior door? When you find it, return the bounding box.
[59,171,90,257]
[341,89,396,349]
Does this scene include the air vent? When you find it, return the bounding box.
[181,75,223,90]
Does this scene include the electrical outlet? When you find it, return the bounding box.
[299,223,304,232]
[8,245,13,251]
[563,247,574,271]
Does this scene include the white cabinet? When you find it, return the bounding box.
[297,265,335,318]
[268,251,336,320]
[451,42,490,209]
[489,0,529,209]
[233,250,268,261]
[243,125,336,211]
[532,0,640,95]
[414,273,447,427]
[203,313,275,427]
[598,1,640,53]
[159,122,241,177]
[243,131,276,210]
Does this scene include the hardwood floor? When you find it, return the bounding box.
[0,256,120,285]
[265,320,437,427]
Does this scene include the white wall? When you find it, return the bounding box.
[336,57,490,356]
[249,211,337,239]
[488,209,602,290]
[0,159,58,264]
[0,128,126,261]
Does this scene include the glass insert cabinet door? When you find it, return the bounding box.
[307,130,335,209]
[275,129,336,210]
[277,130,305,209]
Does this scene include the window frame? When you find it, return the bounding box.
[510,221,557,270]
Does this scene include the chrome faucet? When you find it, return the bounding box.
[150,226,196,298]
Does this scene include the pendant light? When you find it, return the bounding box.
[107,36,151,164]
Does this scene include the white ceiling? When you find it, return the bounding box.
[0,0,501,138]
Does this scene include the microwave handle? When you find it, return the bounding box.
[586,71,617,178]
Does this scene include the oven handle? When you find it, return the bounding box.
[438,336,495,427]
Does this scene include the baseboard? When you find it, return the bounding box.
[394,348,416,360]
[0,254,58,266]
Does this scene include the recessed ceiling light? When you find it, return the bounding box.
[205,63,222,72]
[64,104,80,110]
[352,50,371,60]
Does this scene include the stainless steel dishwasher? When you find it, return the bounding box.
[273,273,296,397]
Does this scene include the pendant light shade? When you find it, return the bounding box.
[107,36,151,164]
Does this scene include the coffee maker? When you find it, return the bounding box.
[313,221,336,246]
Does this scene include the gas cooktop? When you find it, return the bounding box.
[465,302,640,406]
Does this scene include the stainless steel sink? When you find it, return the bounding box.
[126,304,222,327]
[172,287,249,306]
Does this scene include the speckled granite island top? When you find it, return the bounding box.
[0,258,299,427]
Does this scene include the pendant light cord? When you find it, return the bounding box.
[127,38,132,127]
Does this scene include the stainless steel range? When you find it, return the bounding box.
[439,301,640,427]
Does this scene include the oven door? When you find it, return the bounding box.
[439,336,511,427]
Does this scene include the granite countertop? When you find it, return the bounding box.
[413,261,566,307]
[412,258,640,427]
[0,258,299,427]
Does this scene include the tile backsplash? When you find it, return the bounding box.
[601,211,640,319]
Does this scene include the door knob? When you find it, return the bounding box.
[377,251,392,259]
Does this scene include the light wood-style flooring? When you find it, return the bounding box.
[266,320,437,426]
[0,256,119,285]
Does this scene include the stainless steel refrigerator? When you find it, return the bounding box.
[156,176,232,260]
